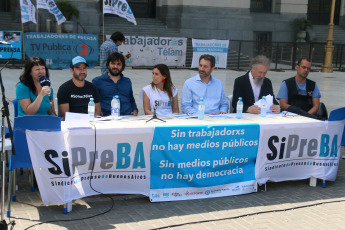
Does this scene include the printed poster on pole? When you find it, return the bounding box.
[0,31,22,59]
[191,39,229,68]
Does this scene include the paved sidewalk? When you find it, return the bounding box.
[6,148,345,230]
[1,67,345,230]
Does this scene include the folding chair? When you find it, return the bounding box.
[228,95,234,113]
[7,115,62,217]
[310,107,345,188]
[328,107,345,146]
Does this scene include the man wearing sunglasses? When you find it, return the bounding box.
[277,58,322,119]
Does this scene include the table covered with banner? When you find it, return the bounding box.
[26,114,344,205]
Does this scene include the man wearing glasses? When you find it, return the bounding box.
[277,58,322,119]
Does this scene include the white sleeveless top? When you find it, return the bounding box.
[142,85,177,115]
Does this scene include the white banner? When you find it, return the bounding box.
[191,39,229,68]
[37,0,66,25]
[118,36,187,67]
[20,0,36,24]
[27,127,154,205]
[150,181,257,202]
[255,121,344,185]
[103,0,137,25]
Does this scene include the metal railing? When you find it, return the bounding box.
[226,40,345,71]
[76,22,88,34]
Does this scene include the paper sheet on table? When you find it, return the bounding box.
[172,114,198,119]
[254,94,273,113]
[207,113,248,118]
[65,112,92,129]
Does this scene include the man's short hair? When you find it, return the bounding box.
[297,58,311,66]
[199,54,215,68]
[106,52,126,71]
[250,55,270,69]
[110,31,125,43]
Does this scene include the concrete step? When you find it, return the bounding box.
[0,12,22,31]
[312,25,345,43]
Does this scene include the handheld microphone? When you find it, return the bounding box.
[39,76,51,87]
[0,41,11,45]
[39,76,52,103]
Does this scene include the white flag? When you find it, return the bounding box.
[37,0,66,25]
[20,0,36,24]
[103,0,137,25]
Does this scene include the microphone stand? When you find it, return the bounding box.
[146,106,166,123]
[0,44,15,229]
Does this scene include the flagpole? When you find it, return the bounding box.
[22,23,25,60]
[36,3,38,32]
[102,2,105,44]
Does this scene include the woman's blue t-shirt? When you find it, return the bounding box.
[16,82,53,117]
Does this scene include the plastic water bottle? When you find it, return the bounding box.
[260,96,267,117]
[111,95,120,119]
[88,98,95,121]
[198,98,205,120]
[236,97,243,119]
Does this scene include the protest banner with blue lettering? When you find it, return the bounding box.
[150,124,259,202]
[255,121,344,185]
[26,126,153,205]
[37,0,66,25]
[0,31,22,59]
[191,39,229,68]
[20,0,36,24]
[24,32,98,69]
[103,0,137,25]
[117,36,187,67]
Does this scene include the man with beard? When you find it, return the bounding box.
[57,56,101,118]
[92,52,138,116]
[232,55,280,114]
[277,58,322,119]
[181,54,228,114]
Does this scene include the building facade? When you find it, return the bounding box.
[1,0,344,43]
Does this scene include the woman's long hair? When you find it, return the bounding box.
[19,57,49,93]
[151,64,175,102]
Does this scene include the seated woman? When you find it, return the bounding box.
[16,57,56,116]
[142,64,179,115]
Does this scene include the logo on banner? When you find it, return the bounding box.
[151,193,160,198]
[172,192,182,197]
[266,134,338,161]
[73,43,94,56]
[45,144,146,177]
[232,186,240,192]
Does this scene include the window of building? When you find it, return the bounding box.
[250,0,272,13]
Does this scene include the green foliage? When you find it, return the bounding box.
[56,0,80,21]
[292,18,313,31]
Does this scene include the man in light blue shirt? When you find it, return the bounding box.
[181,54,228,114]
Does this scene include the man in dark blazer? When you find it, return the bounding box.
[232,55,281,114]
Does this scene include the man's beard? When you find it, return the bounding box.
[199,70,209,78]
[108,67,122,76]
[73,73,86,81]
[254,77,263,86]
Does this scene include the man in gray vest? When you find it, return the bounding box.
[277,58,322,119]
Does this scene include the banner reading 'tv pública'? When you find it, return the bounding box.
[24,32,98,69]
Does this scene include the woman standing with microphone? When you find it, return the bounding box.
[16,57,56,116]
